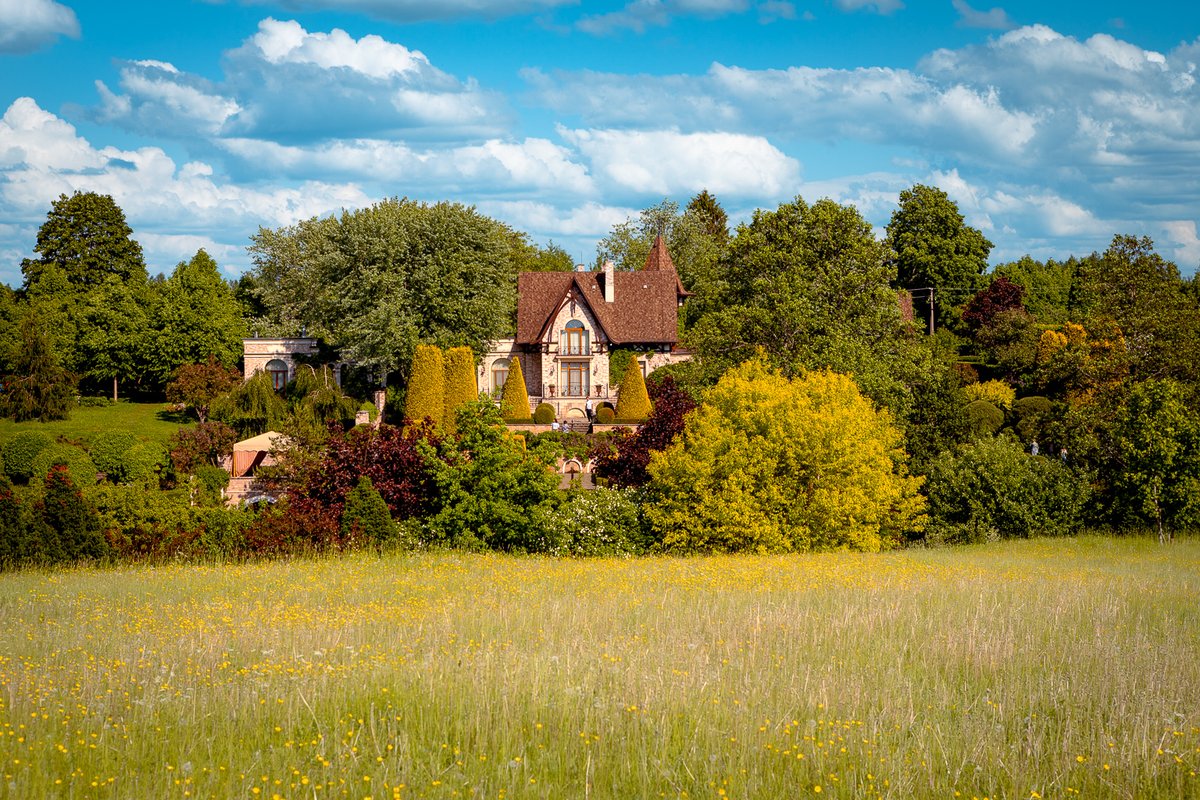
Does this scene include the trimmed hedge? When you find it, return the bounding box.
[3,430,53,483]
[89,431,138,479]
[405,344,445,426]
[595,406,615,424]
[442,346,478,433]
[615,362,652,422]
[965,399,1004,437]
[30,444,98,488]
[533,403,556,424]
[499,357,532,422]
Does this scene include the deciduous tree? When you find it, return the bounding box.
[886,184,992,331]
[248,198,519,382]
[644,359,926,553]
[167,357,242,423]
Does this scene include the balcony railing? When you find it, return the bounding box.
[560,343,590,356]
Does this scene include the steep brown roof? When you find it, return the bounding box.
[516,270,681,345]
[643,234,691,296]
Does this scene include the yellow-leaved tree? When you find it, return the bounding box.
[644,358,926,553]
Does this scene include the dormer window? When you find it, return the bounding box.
[561,319,589,356]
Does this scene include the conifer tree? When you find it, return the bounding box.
[615,360,652,422]
[405,344,445,426]
[1,315,75,422]
[340,476,399,552]
[442,346,478,434]
[35,465,109,563]
[499,357,531,422]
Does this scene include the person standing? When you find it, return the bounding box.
[1031,439,1039,456]
[585,397,594,420]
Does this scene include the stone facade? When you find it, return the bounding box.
[243,338,341,388]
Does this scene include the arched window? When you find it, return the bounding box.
[491,359,509,397]
[265,359,289,391]
[561,319,589,356]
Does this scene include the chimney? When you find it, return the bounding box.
[602,259,615,303]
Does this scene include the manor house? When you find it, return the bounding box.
[477,235,693,421]
[242,236,693,419]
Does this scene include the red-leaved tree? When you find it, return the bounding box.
[592,375,697,488]
[962,276,1027,331]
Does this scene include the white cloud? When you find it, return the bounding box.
[0,0,79,54]
[249,18,428,79]
[1161,221,1200,269]
[218,136,594,195]
[94,61,241,137]
[951,0,1014,31]
[529,63,1038,163]
[0,98,371,279]
[93,19,505,142]
[559,127,800,198]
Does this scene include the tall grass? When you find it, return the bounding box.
[1,536,1197,798]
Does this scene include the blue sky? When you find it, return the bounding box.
[2,0,1199,286]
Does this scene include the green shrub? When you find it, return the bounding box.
[341,476,401,551]
[122,442,168,483]
[31,444,98,487]
[357,400,378,424]
[924,435,1090,544]
[1012,395,1053,442]
[533,403,556,424]
[595,406,615,424]
[545,487,648,557]
[3,430,53,482]
[193,464,230,505]
[78,396,111,408]
[615,362,651,422]
[87,483,195,560]
[0,475,28,567]
[499,357,532,422]
[965,399,1004,437]
[89,431,138,479]
[405,344,445,426]
[964,379,1016,410]
[192,507,253,560]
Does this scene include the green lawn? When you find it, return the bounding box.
[1,536,1197,799]
[0,401,192,448]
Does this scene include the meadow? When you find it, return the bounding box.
[1,536,1197,799]
[0,401,190,447]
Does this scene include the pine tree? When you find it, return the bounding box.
[686,189,729,244]
[498,357,531,422]
[615,360,652,422]
[405,344,445,426]
[340,476,399,552]
[442,346,478,434]
[1,315,75,422]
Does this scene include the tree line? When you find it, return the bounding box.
[2,185,1199,566]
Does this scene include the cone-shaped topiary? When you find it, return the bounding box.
[405,344,445,426]
[615,361,652,422]
[442,346,478,434]
[499,357,532,422]
[341,476,399,552]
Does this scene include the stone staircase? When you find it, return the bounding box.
[561,419,592,434]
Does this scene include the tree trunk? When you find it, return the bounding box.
[112,376,118,403]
